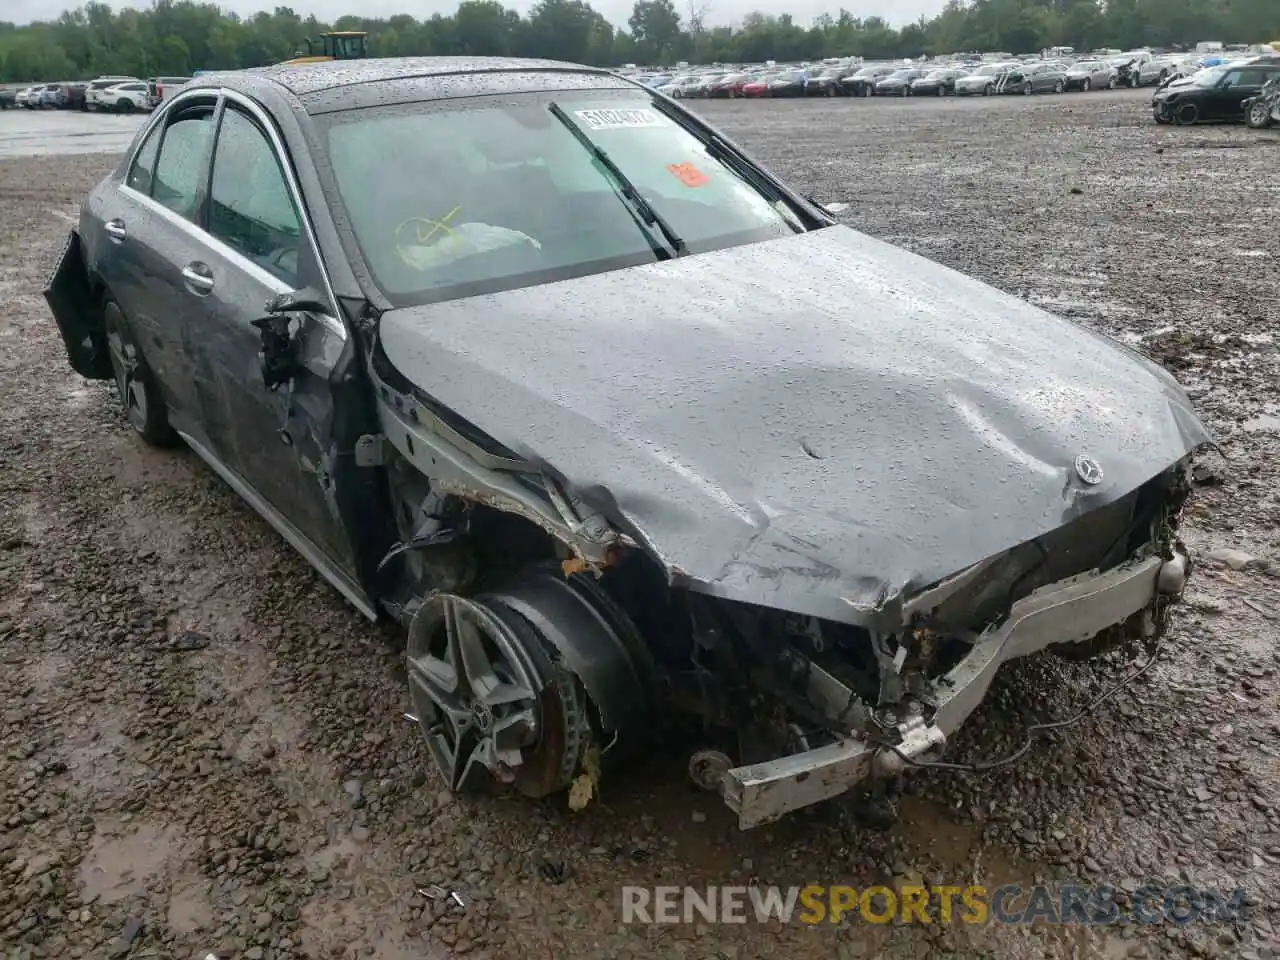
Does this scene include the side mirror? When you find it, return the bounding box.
[264,289,328,316]
[252,289,326,391]
[250,313,301,391]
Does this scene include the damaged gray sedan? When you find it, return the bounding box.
[45,57,1210,829]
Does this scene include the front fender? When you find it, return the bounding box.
[43,230,111,380]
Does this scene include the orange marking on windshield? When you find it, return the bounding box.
[667,162,709,187]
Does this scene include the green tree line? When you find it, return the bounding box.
[1,0,1277,83]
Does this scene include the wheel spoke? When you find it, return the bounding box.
[452,721,493,790]
[406,654,469,722]
[481,680,536,707]
[491,710,535,754]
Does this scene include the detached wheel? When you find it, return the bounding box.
[103,299,176,447]
[1175,102,1199,125]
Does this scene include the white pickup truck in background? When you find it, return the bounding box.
[147,76,191,109]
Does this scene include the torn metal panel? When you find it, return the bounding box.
[44,231,112,380]
[376,224,1213,628]
[377,395,624,567]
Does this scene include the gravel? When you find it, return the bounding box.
[1,88,1278,960]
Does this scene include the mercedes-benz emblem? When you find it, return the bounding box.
[1074,454,1104,485]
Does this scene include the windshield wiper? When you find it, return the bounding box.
[547,102,686,259]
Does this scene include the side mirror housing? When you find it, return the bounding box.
[264,288,328,316]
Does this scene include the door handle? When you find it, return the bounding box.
[182,262,215,295]
[104,219,126,242]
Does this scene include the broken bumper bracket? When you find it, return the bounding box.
[722,551,1179,829]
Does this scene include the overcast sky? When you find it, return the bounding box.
[11,0,947,32]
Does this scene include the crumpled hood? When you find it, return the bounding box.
[378,225,1210,625]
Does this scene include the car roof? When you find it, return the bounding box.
[183,56,643,115]
[186,56,630,108]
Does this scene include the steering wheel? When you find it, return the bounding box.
[394,206,464,269]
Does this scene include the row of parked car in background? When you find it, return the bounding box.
[0,75,190,113]
[629,47,1279,118]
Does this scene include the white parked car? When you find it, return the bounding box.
[100,81,152,113]
[14,87,34,108]
[656,76,701,98]
[84,76,141,111]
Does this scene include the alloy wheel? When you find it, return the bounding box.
[106,322,149,435]
[407,591,590,798]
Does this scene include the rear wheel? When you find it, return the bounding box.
[984,83,993,96]
[1082,78,1091,92]
[116,98,134,113]
[1247,100,1273,129]
[1053,80,1065,94]
[1022,81,1033,96]
[103,298,177,447]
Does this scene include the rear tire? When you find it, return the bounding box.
[1022,81,1033,96]
[103,298,177,447]
[1054,80,1065,94]
[1082,79,1091,92]
[117,98,134,114]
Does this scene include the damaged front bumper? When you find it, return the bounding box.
[721,548,1187,829]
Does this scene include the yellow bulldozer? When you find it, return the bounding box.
[280,31,369,66]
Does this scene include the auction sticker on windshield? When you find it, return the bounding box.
[575,108,664,130]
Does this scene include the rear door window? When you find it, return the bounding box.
[151,108,216,222]
[126,122,163,194]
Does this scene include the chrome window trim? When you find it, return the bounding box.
[120,86,346,341]
[121,88,210,176]
[120,182,298,298]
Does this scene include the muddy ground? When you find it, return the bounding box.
[1,88,1279,960]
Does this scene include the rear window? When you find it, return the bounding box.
[320,88,805,307]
